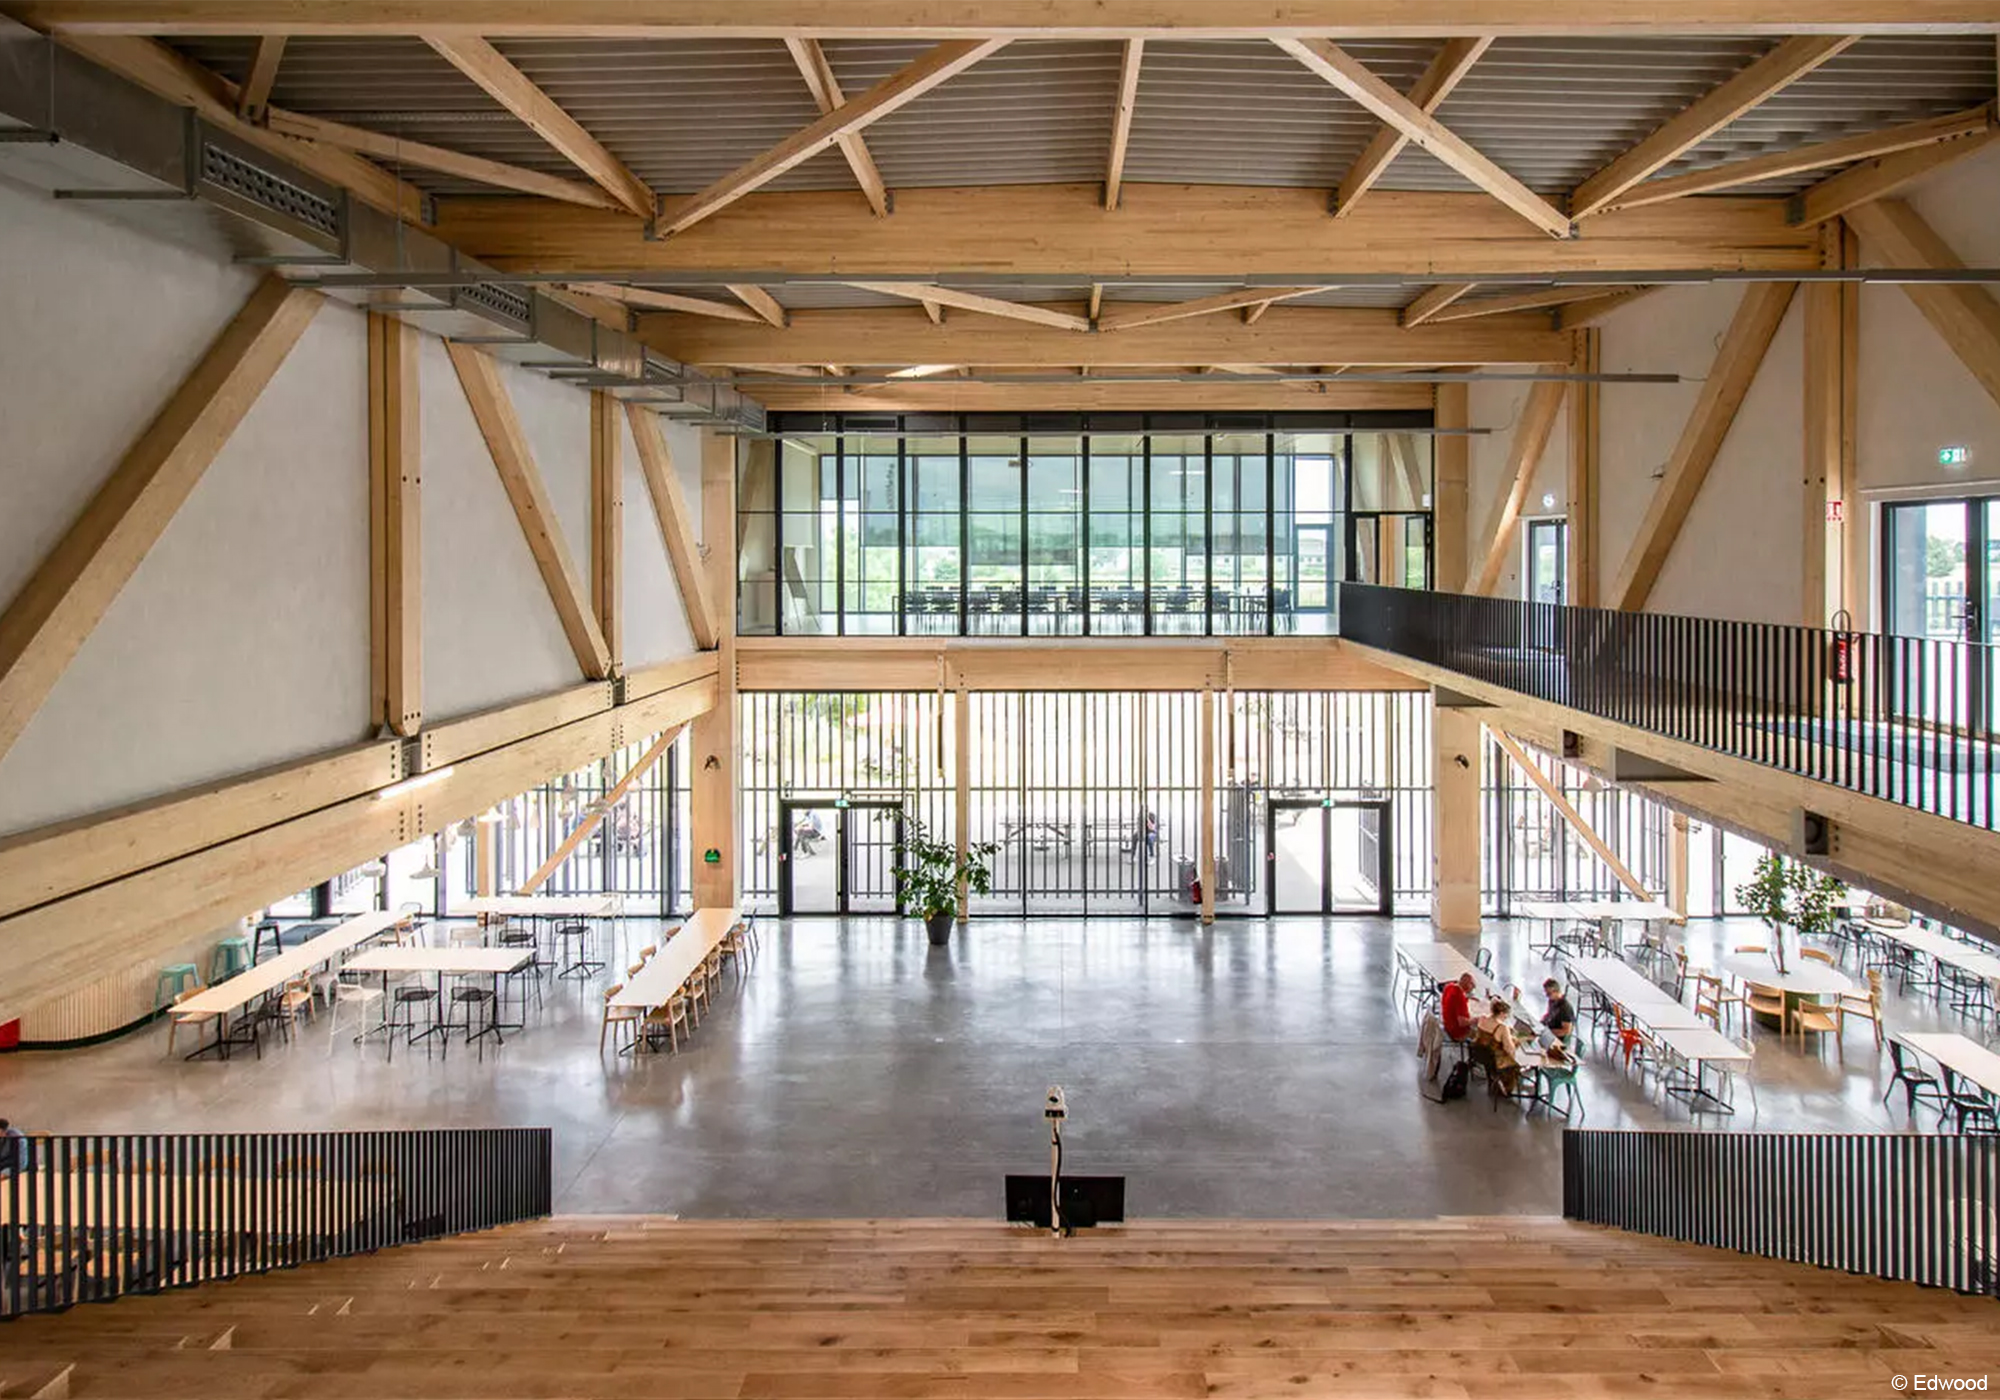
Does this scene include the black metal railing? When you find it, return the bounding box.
[1338,584,2000,831]
[1,1128,551,1318]
[1564,1130,2000,1296]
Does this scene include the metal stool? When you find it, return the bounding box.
[556,922,602,980]
[251,920,285,964]
[153,963,201,1011]
[207,936,251,985]
[447,982,503,1060]
[386,983,440,1061]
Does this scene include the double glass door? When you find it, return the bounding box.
[778,800,903,915]
[1883,497,2000,728]
[1266,798,1392,916]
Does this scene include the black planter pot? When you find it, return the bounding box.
[923,910,955,946]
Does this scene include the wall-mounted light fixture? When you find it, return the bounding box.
[376,766,455,801]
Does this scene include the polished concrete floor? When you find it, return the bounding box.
[0,915,1983,1220]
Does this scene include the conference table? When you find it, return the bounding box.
[610,907,739,1051]
[1898,1032,2000,1099]
[171,910,402,1060]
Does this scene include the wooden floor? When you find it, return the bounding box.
[2,1217,1995,1398]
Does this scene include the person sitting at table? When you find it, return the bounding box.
[1440,972,1477,1043]
[1540,978,1576,1045]
[1471,998,1523,1095]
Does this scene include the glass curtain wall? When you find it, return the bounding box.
[739,417,1432,638]
[737,690,1674,919]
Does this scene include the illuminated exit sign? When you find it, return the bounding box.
[1940,445,1971,467]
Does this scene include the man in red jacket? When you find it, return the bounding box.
[1439,972,1477,1042]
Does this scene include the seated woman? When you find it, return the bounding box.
[1471,997,1524,1096]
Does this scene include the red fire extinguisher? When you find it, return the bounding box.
[1828,608,1854,685]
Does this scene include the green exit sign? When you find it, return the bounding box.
[1940,445,1971,466]
[703,848,722,865]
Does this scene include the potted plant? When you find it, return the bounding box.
[893,816,997,946]
[1735,852,1847,977]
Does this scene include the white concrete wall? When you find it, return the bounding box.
[1467,376,1570,599]
[1582,141,2000,626]
[0,179,700,837]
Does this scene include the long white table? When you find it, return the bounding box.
[171,910,402,1058]
[1899,1032,2000,1098]
[461,894,622,920]
[1869,924,2000,984]
[1565,956,1705,1029]
[611,907,739,1013]
[1719,955,1855,996]
[1396,942,1540,1030]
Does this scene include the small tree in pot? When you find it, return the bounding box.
[893,816,998,946]
[1735,852,1846,977]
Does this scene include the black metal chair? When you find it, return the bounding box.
[386,983,440,1061]
[251,919,285,965]
[447,979,503,1061]
[1942,1068,1999,1135]
[1882,1040,1948,1117]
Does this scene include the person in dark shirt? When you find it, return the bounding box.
[1541,978,1576,1043]
[1440,972,1477,1042]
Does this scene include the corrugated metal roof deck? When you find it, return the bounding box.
[170,33,1995,202]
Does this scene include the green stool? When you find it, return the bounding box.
[208,936,251,985]
[154,962,201,1010]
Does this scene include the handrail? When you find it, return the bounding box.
[1337,583,2000,831]
[0,1128,551,1318]
[1563,1129,1999,1296]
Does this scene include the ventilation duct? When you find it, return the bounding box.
[0,24,762,431]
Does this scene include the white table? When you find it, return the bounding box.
[1395,940,1477,984]
[1651,1022,1755,1112]
[611,907,739,1014]
[1899,1032,2000,1098]
[461,894,622,921]
[171,910,402,1059]
[1720,955,1855,996]
[346,946,533,1051]
[1869,924,2000,984]
[1565,956,1705,1030]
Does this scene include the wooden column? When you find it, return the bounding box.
[1199,687,1216,924]
[1668,811,1692,919]
[1566,328,1599,607]
[1375,513,1400,586]
[1433,382,1470,592]
[689,429,738,908]
[589,390,623,669]
[954,684,971,920]
[1431,706,1482,935]
[1806,221,1862,629]
[368,310,422,736]
[475,817,498,898]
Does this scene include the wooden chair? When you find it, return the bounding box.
[600,983,642,1055]
[637,944,658,964]
[626,960,649,980]
[279,976,315,1036]
[1831,969,1885,1049]
[1800,947,1837,966]
[1671,946,1690,1002]
[164,988,215,1058]
[1743,981,1788,1035]
[644,990,692,1054]
[1733,943,1769,956]
[1792,995,1843,1055]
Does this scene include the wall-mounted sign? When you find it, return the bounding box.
[703,848,721,865]
[1825,500,1844,523]
[1940,445,1971,467]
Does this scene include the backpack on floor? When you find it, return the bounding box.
[1439,1060,1471,1102]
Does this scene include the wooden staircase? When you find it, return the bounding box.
[2,1216,1994,1398]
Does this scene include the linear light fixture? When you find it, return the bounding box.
[377,766,456,801]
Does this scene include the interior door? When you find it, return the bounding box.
[1267,800,1326,914]
[1294,524,1332,613]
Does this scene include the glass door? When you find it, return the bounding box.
[1525,518,1567,651]
[1294,523,1333,615]
[1265,798,1392,915]
[1883,497,1991,729]
[778,801,842,914]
